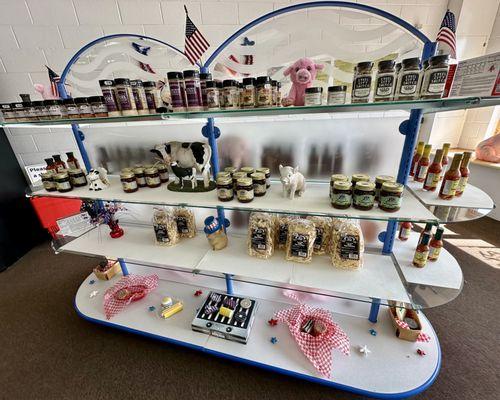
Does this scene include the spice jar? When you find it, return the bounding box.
[143,81,161,113]
[374,60,396,102]
[74,97,94,118]
[88,96,108,117]
[241,77,256,108]
[44,100,64,119]
[329,174,349,199]
[200,72,211,109]
[240,166,255,177]
[133,167,147,187]
[167,72,187,112]
[271,80,280,106]
[41,171,57,191]
[130,80,149,115]
[353,181,375,210]
[120,170,138,193]
[205,80,220,110]
[216,81,224,108]
[232,171,247,189]
[183,70,203,111]
[351,173,370,186]
[256,167,270,188]
[145,167,161,188]
[217,175,234,201]
[224,166,238,176]
[62,98,79,119]
[304,87,323,106]
[69,168,87,187]
[114,78,138,115]
[99,79,121,117]
[236,177,254,203]
[379,182,403,212]
[11,102,27,121]
[256,76,273,107]
[395,57,422,100]
[251,172,267,197]
[331,180,352,209]
[157,163,169,183]
[54,171,72,192]
[275,81,282,106]
[1,104,15,121]
[375,175,395,201]
[24,102,39,121]
[421,55,450,99]
[352,61,373,103]
[327,85,347,105]
[223,79,239,109]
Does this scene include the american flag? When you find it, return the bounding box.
[436,10,456,59]
[46,65,60,97]
[183,6,209,65]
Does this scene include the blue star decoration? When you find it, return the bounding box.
[369,328,377,336]
[148,306,156,312]
[270,337,278,344]
[89,280,95,285]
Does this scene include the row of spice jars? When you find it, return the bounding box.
[329,174,404,212]
[120,164,169,193]
[41,168,87,192]
[351,54,450,103]
[216,166,270,203]
[0,97,108,122]
[303,86,348,106]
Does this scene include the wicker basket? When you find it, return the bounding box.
[388,307,422,342]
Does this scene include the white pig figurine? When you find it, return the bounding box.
[279,164,306,200]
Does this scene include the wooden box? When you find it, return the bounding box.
[93,260,120,280]
[388,307,422,342]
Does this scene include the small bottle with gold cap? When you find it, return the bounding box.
[439,153,463,200]
[440,143,451,179]
[423,148,443,191]
[410,141,425,177]
[414,144,432,183]
[455,151,472,197]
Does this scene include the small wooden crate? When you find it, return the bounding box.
[93,260,120,280]
[388,307,422,342]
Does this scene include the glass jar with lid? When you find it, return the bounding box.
[1,104,16,121]
[256,167,270,188]
[132,167,147,187]
[236,177,254,203]
[88,96,108,117]
[375,175,395,201]
[44,100,64,120]
[11,102,27,122]
[256,76,273,107]
[74,97,94,118]
[241,77,256,108]
[54,171,72,192]
[304,87,323,106]
[183,70,203,111]
[217,175,234,201]
[143,81,161,113]
[232,171,247,189]
[62,98,79,119]
[351,61,373,103]
[351,173,370,186]
[205,81,220,110]
[223,80,239,110]
[329,174,349,199]
[327,86,347,105]
[99,79,121,117]
[224,166,238,176]
[157,163,169,183]
[114,78,138,115]
[379,182,404,212]
[41,171,57,192]
[395,57,422,100]
[24,102,39,121]
[331,180,352,209]
[130,80,149,115]
[353,181,376,210]
[374,60,396,102]
[420,55,450,99]
[68,168,87,187]
[145,167,161,188]
[240,167,255,177]
[167,72,187,112]
[120,170,138,193]
[251,172,267,197]
[216,171,231,180]
[200,72,212,109]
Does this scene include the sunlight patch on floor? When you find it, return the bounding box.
[446,238,500,269]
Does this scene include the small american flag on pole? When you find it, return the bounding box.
[46,65,60,98]
[436,10,456,59]
[183,6,209,65]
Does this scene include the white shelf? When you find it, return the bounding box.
[406,181,494,210]
[34,176,438,222]
[61,224,411,305]
[75,271,440,397]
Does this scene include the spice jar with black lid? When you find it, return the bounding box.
[352,61,373,103]
[223,79,239,109]
[331,180,352,209]
[114,78,138,115]
[374,60,396,102]
[236,177,254,203]
[167,72,187,112]
[183,70,203,111]
[353,181,376,210]
[54,171,72,192]
[1,104,16,121]
[421,55,450,99]
[75,97,94,118]
[99,79,121,117]
[43,100,64,120]
[379,182,404,212]
[395,57,422,100]
[304,87,323,106]
[63,98,80,118]
[327,85,347,105]
[69,168,87,187]
[256,76,273,107]
[88,96,108,117]
[143,81,161,113]
[130,80,149,115]
[11,102,27,121]
[200,72,212,108]
[217,175,234,201]
[24,102,39,121]
[120,170,138,193]
[241,77,256,108]
[145,167,161,188]
[205,80,220,110]
[251,172,267,196]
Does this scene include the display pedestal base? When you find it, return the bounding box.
[75,269,440,399]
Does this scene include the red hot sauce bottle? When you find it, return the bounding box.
[414,144,432,182]
[439,153,463,200]
[440,143,451,179]
[455,151,472,197]
[44,157,56,173]
[428,227,444,261]
[410,141,425,177]
[66,151,80,170]
[413,232,431,268]
[423,148,443,191]
[52,154,67,172]
[398,221,413,241]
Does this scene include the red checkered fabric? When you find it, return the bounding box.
[103,274,158,319]
[395,319,432,343]
[275,302,350,377]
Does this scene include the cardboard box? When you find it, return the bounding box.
[388,307,422,342]
[93,260,120,280]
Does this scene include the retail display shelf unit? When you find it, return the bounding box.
[21,1,496,398]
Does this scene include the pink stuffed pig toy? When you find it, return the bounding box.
[282,58,324,107]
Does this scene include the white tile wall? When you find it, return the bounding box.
[0,1,31,25]
[118,0,163,25]
[26,0,78,26]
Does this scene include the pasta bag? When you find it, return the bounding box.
[173,207,196,238]
[307,216,332,255]
[248,212,275,259]
[275,215,298,250]
[285,219,316,263]
[330,219,364,269]
[153,209,179,246]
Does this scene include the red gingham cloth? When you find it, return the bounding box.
[395,319,431,343]
[275,301,350,377]
[103,274,158,319]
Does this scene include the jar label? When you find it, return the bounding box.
[145,91,157,110]
[427,70,447,93]
[154,223,170,243]
[48,105,62,116]
[354,193,374,207]
[413,250,429,266]
[92,104,108,114]
[290,233,309,258]
[185,82,202,107]
[66,105,80,115]
[417,165,429,180]
[278,224,288,245]
[376,75,394,97]
[72,176,87,185]
[169,84,185,108]
[57,181,71,190]
[122,180,138,190]
[217,187,233,199]
[132,89,145,110]
[251,227,268,251]
[116,88,133,110]
[237,189,253,200]
[340,234,359,260]
[257,89,272,106]
[136,176,146,185]
[332,192,351,206]
[304,93,322,106]
[224,89,239,108]
[429,246,441,260]
[400,227,411,239]
[353,76,371,98]
[456,176,468,193]
[146,176,161,186]
[43,181,57,190]
[380,194,402,209]
[253,183,266,194]
[424,172,440,189]
[442,178,459,196]
[102,89,119,112]
[400,72,419,95]
[327,92,346,105]
[159,171,169,181]
[314,227,324,250]
[242,89,255,106]
[207,90,220,108]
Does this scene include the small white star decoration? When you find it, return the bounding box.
[359,345,371,356]
[89,290,99,298]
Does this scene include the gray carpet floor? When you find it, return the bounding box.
[1,217,499,399]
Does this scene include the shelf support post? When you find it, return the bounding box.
[118,258,129,276]
[369,298,381,323]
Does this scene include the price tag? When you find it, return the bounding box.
[56,212,93,237]
[24,164,47,185]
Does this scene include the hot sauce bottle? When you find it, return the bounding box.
[423,148,443,191]
[52,154,67,172]
[66,151,80,170]
[410,141,425,177]
[455,151,472,197]
[44,158,57,173]
[419,222,433,243]
[413,232,431,268]
[439,153,463,200]
[428,227,444,261]
[414,144,432,182]
[440,143,451,179]
[398,221,413,241]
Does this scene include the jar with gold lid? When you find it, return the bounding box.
[41,171,57,192]
[236,177,254,203]
[375,175,395,201]
[329,174,348,199]
[331,180,352,209]
[353,181,376,210]
[217,175,234,201]
[54,171,72,193]
[68,168,87,187]
[240,166,255,177]
[224,166,238,176]
[251,172,267,197]
[216,171,231,180]
[157,163,169,183]
[232,171,247,189]
[145,167,161,188]
[132,167,147,187]
[121,170,138,193]
[256,167,270,188]
[379,182,404,212]
[351,173,370,186]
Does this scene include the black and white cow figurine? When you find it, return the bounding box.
[170,162,197,189]
[151,141,211,188]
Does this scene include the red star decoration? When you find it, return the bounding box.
[268,318,278,326]
[417,349,426,356]
[194,290,203,297]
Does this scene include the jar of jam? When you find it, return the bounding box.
[232,171,247,189]
[379,182,404,212]
[327,85,347,105]
[217,175,234,201]
[421,55,450,99]
[329,174,349,199]
[224,166,238,176]
[75,97,94,118]
[240,166,255,177]
[241,77,256,108]
[236,177,254,203]
[157,163,169,183]
[145,167,161,188]
[88,96,108,117]
[251,172,267,196]
[256,76,273,107]
[353,181,375,210]
[68,168,87,187]
[256,167,270,188]
[133,167,147,187]
[54,171,72,192]
[375,175,395,201]
[304,87,323,106]
[352,61,373,103]
[41,171,57,191]
[351,173,370,186]
[216,171,231,180]
[120,170,138,193]
[331,180,352,209]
